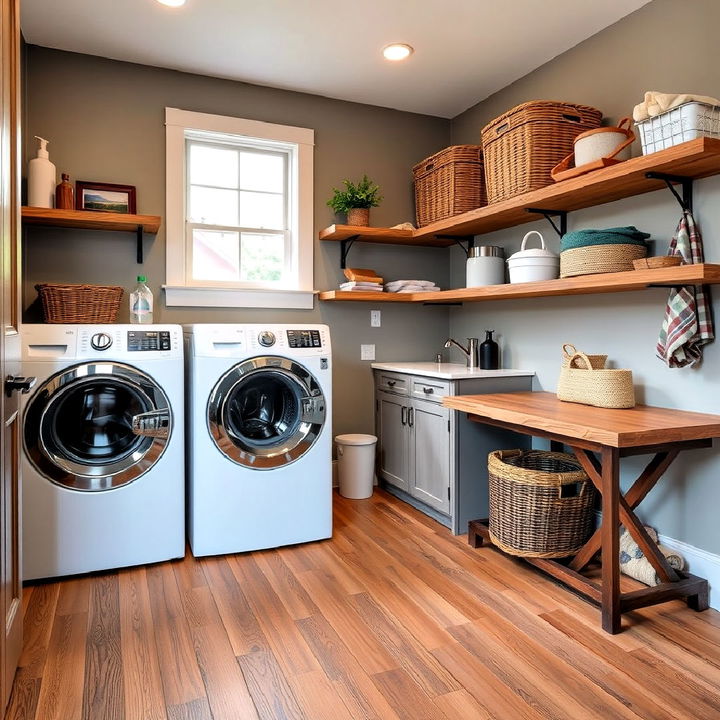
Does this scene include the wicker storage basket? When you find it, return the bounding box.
[36,283,124,323]
[557,351,635,409]
[413,145,486,227]
[560,243,647,278]
[481,101,602,204]
[488,449,596,558]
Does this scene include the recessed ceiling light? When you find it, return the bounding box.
[382,43,414,61]
[156,0,186,7]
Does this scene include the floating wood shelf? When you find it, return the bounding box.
[319,138,720,247]
[318,264,720,304]
[22,207,162,263]
[22,207,161,233]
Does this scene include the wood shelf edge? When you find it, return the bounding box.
[22,207,162,234]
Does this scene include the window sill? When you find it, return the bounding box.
[163,285,315,309]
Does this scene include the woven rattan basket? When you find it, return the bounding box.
[481,101,602,204]
[413,145,486,227]
[36,283,124,323]
[488,449,596,558]
[560,243,647,278]
[557,351,635,409]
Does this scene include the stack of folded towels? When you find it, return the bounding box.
[339,267,384,292]
[385,280,441,293]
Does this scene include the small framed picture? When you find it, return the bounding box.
[75,181,137,214]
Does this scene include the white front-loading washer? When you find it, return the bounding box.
[20,324,185,580]
[184,324,332,557]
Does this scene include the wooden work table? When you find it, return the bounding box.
[442,391,720,633]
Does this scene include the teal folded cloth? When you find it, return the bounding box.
[561,226,650,252]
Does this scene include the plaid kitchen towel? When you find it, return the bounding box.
[656,210,714,367]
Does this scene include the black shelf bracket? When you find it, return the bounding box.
[136,226,144,264]
[645,172,693,212]
[339,235,360,269]
[525,208,568,237]
[436,235,476,255]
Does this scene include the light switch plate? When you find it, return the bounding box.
[370,310,381,327]
[360,344,375,361]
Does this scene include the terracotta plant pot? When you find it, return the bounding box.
[347,208,370,226]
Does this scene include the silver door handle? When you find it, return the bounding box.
[408,407,414,427]
[132,409,170,438]
[4,375,36,397]
[401,406,407,425]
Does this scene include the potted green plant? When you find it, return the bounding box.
[326,174,382,227]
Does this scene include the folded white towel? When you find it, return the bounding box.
[395,285,441,293]
[633,91,720,122]
[385,280,437,291]
[339,281,383,290]
[338,286,384,292]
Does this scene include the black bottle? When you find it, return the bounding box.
[480,330,499,370]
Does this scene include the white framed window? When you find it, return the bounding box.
[164,108,315,309]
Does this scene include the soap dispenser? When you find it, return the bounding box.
[28,136,57,208]
[480,330,499,370]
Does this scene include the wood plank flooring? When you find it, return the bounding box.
[6,489,720,719]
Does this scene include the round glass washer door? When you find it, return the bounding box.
[207,356,326,469]
[23,362,172,491]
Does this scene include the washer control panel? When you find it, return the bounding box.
[127,330,172,352]
[90,332,113,351]
[286,329,322,349]
[258,331,276,347]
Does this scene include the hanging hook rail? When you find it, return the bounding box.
[645,172,693,212]
[525,208,568,237]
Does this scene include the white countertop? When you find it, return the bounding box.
[371,362,535,380]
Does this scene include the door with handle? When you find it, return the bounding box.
[377,391,409,492]
[0,0,22,708]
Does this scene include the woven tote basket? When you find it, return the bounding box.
[488,449,596,558]
[557,351,635,409]
[481,101,602,204]
[413,145,486,227]
[562,343,607,370]
[560,243,647,278]
[36,283,124,323]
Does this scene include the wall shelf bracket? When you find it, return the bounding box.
[436,235,475,255]
[339,235,360,269]
[136,226,144,264]
[645,172,693,212]
[525,208,568,237]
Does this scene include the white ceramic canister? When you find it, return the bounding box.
[574,118,634,167]
[466,246,505,287]
[507,231,559,283]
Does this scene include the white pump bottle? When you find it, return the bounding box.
[28,136,56,208]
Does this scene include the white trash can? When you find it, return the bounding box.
[335,434,377,499]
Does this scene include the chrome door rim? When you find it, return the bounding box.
[207,356,326,469]
[23,362,172,491]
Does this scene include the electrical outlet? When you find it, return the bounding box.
[370,310,381,327]
[360,344,375,361]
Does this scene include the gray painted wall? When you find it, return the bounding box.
[450,0,720,552]
[23,46,451,438]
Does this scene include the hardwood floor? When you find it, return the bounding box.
[6,489,720,719]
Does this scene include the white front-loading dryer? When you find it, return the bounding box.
[184,324,332,557]
[20,324,185,580]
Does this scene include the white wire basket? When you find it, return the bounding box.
[636,101,720,155]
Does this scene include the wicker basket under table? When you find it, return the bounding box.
[413,145,486,227]
[488,449,596,558]
[481,101,602,204]
[35,283,124,323]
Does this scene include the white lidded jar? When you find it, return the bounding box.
[129,275,153,324]
[28,136,56,208]
[466,246,505,287]
[507,231,559,283]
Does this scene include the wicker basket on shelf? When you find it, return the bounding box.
[481,101,602,204]
[35,283,124,323]
[560,244,647,278]
[413,145,486,227]
[488,449,596,558]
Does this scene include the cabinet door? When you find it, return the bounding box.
[409,400,450,514]
[376,392,409,491]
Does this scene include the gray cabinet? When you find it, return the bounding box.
[374,367,533,533]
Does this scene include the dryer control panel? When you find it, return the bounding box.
[286,329,322,349]
[128,330,172,352]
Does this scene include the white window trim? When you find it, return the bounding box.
[164,107,315,309]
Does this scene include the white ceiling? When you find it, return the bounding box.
[20,0,650,118]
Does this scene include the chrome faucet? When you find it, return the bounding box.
[444,337,479,369]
